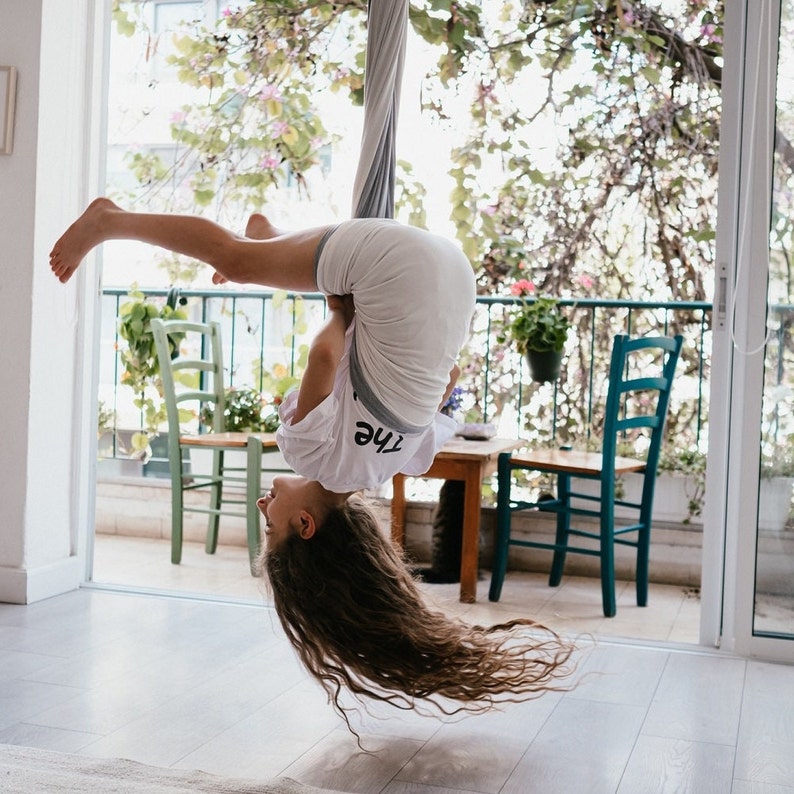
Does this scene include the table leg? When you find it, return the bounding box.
[459,464,483,603]
[390,473,406,548]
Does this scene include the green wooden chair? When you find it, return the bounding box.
[489,334,684,617]
[150,317,284,574]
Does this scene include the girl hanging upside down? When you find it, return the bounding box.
[51,198,576,727]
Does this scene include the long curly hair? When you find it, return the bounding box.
[258,497,576,726]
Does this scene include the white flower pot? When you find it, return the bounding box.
[758,477,794,532]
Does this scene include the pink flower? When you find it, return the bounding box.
[510,279,535,297]
[700,23,722,43]
[576,274,594,290]
[271,120,289,137]
[169,110,187,125]
[260,155,280,170]
[259,84,282,102]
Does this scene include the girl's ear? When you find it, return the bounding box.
[297,510,316,540]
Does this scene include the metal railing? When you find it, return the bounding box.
[98,288,716,472]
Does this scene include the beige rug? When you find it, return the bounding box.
[0,744,347,794]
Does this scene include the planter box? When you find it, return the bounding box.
[97,430,182,480]
[189,447,291,489]
[759,477,794,532]
[97,429,144,479]
[571,472,704,525]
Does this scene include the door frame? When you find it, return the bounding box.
[703,0,794,662]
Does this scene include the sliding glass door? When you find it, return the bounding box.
[706,0,794,660]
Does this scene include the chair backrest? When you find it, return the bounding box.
[601,334,684,499]
[150,318,227,437]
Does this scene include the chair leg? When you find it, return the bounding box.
[549,472,571,587]
[636,519,651,607]
[488,453,513,602]
[600,505,617,617]
[205,449,223,554]
[246,437,263,576]
[170,451,185,565]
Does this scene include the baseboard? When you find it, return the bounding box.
[0,556,82,604]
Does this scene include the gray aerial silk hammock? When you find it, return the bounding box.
[351,0,408,220]
[351,1,466,583]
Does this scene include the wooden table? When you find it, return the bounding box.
[390,436,523,603]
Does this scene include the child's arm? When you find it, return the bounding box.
[438,364,461,412]
[292,296,354,424]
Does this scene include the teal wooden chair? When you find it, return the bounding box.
[489,334,684,617]
[151,317,284,574]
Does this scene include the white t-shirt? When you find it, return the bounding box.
[276,322,457,493]
[314,219,475,430]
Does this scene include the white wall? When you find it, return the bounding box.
[0,0,98,602]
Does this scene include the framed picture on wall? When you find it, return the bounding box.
[1,66,18,155]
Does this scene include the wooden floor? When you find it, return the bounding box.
[1,549,793,792]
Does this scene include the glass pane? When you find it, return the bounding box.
[755,0,794,637]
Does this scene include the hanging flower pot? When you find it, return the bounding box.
[525,349,563,383]
[499,288,571,384]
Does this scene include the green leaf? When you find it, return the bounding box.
[272,290,287,310]
[193,189,216,206]
[130,432,150,453]
[265,98,283,117]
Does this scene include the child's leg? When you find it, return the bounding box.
[210,212,287,285]
[49,198,330,290]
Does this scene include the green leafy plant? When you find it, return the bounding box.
[96,400,118,460]
[500,281,570,354]
[117,289,188,454]
[97,400,117,436]
[199,387,280,433]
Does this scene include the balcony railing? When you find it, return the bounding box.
[98,287,716,476]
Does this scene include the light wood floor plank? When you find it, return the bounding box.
[0,678,84,732]
[734,661,794,787]
[394,694,564,793]
[382,782,480,794]
[566,643,669,706]
[0,722,102,754]
[641,652,746,745]
[173,680,340,779]
[500,698,647,794]
[280,729,425,794]
[731,781,794,793]
[617,735,735,793]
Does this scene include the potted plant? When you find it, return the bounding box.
[117,288,188,460]
[199,386,281,433]
[500,280,571,383]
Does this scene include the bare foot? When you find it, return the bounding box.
[212,212,283,284]
[50,197,120,283]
